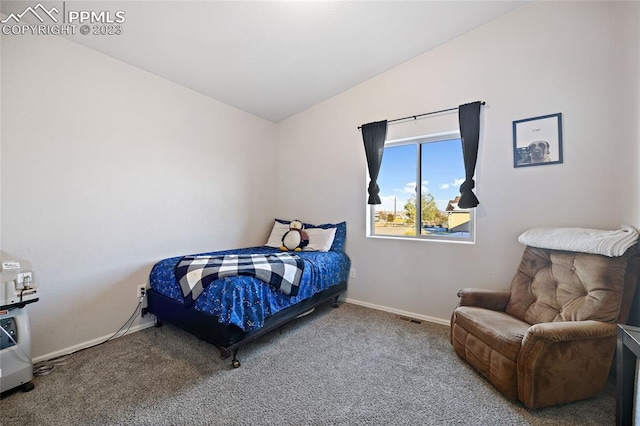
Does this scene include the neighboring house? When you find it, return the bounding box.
[446,196,470,233]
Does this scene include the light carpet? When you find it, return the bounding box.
[0,303,615,425]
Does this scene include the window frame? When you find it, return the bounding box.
[366,130,475,244]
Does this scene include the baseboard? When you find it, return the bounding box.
[33,319,156,364]
[343,297,450,326]
[34,301,447,363]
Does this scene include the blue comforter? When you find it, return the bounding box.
[149,246,350,331]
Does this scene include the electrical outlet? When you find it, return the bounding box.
[137,284,147,299]
[350,268,356,279]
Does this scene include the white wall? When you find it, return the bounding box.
[1,34,278,359]
[276,1,637,322]
[613,11,640,399]
[614,1,640,229]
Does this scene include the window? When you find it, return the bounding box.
[368,131,474,242]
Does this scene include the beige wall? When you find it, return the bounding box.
[448,213,470,233]
[1,35,278,359]
[276,1,637,322]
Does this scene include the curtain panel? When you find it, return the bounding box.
[361,120,388,205]
[458,102,482,209]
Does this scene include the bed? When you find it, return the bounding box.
[144,220,350,368]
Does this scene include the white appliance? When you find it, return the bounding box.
[0,259,39,393]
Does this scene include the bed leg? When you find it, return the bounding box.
[332,295,340,308]
[231,349,241,369]
[154,319,163,328]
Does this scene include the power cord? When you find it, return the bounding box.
[33,355,70,376]
[30,294,146,376]
[104,294,144,343]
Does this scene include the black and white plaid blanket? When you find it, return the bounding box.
[175,253,304,306]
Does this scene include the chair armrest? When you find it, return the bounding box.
[517,320,617,408]
[457,288,511,311]
[523,320,616,344]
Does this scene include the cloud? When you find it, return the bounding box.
[440,178,465,190]
[397,182,416,194]
[380,180,435,211]
[397,181,432,195]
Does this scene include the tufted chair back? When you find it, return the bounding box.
[505,246,640,325]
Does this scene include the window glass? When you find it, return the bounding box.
[370,133,474,242]
[373,144,416,237]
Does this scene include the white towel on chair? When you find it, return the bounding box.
[518,225,639,257]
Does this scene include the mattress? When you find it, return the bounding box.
[149,246,350,331]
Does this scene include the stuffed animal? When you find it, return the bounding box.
[280,220,309,251]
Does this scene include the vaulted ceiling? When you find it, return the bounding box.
[2,1,527,122]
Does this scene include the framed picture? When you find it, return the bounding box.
[513,113,563,168]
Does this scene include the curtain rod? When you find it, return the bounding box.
[357,101,485,130]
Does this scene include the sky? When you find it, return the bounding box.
[375,138,465,213]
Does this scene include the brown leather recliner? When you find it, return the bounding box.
[450,245,640,409]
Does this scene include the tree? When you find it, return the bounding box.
[404,192,447,226]
[404,198,416,222]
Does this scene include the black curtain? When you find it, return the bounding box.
[458,102,482,209]
[361,120,388,205]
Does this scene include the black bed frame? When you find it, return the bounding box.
[144,281,347,368]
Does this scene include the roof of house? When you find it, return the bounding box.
[446,196,470,212]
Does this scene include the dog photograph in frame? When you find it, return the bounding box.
[513,113,563,167]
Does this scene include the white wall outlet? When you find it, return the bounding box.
[350,268,356,279]
[137,284,147,299]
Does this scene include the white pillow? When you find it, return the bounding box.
[303,227,337,252]
[265,221,290,248]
